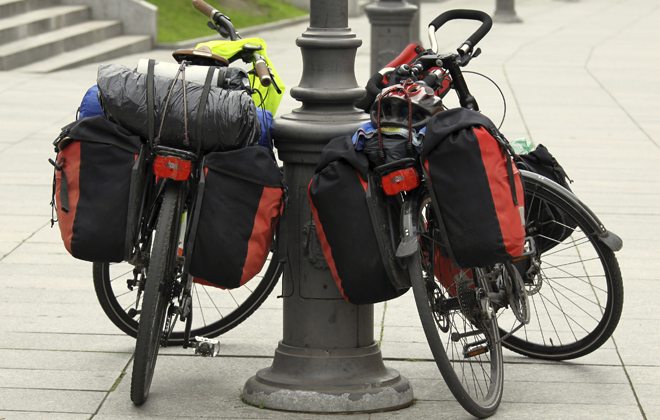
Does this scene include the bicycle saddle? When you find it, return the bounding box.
[172,46,229,67]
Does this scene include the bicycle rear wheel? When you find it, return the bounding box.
[409,195,503,418]
[93,243,281,346]
[130,183,182,406]
[497,173,623,360]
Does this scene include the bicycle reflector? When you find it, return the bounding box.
[381,167,420,195]
[153,155,192,181]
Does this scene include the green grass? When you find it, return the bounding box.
[147,0,307,43]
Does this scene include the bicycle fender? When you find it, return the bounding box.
[520,170,623,252]
[396,196,419,258]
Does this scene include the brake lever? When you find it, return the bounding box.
[458,47,481,67]
[207,21,229,38]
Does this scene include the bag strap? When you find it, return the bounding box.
[215,66,227,87]
[491,131,519,206]
[146,59,155,146]
[194,66,215,156]
[48,158,69,215]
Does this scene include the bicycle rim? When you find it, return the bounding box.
[93,250,281,345]
[410,196,503,418]
[498,174,623,360]
[130,183,181,405]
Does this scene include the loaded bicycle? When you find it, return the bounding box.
[83,0,286,405]
[351,9,624,418]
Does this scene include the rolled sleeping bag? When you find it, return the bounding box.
[97,63,260,152]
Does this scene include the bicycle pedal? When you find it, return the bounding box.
[191,336,220,357]
[463,343,489,358]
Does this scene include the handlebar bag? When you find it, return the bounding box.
[308,136,409,304]
[187,147,284,289]
[50,116,143,262]
[515,144,577,253]
[422,108,525,268]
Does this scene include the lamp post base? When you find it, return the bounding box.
[242,342,413,413]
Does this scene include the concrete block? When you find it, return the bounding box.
[60,0,156,39]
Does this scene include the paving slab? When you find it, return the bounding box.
[0,0,659,417]
[0,388,105,414]
[0,412,89,420]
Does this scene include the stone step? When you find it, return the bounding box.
[0,5,89,45]
[0,0,54,19]
[0,19,122,70]
[18,34,152,72]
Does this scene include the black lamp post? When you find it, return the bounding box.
[242,0,413,413]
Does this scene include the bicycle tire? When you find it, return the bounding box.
[497,173,623,361]
[409,195,503,418]
[131,183,182,405]
[92,241,282,346]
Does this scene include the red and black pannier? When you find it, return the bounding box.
[422,108,525,268]
[187,147,284,289]
[308,136,408,304]
[50,116,144,262]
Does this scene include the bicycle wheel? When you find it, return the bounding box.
[497,173,624,360]
[131,183,182,405]
[93,242,281,346]
[409,195,503,418]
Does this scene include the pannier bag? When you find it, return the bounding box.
[50,116,142,262]
[515,144,577,253]
[187,147,284,289]
[96,64,260,152]
[308,136,408,304]
[422,108,525,268]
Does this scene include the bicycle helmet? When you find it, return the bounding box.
[370,80,443,129]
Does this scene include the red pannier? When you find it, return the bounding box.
[187,147,284,289]
[422,108,525,268]
[50,116,143,262]
[308,136,408,304]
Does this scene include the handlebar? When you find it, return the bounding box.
[428,9,492,56]
[192,0,239,41]
[253,54,271,87]
[191,0,216,18]
[191,0,273,86]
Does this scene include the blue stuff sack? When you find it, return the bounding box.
[78,85,103,120]
[256,108,273,149]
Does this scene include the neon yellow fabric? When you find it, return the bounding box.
[195,37,285,115]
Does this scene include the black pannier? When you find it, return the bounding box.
[96,64,260,153]
[422,108,526,268]
[515,144,577,253]
[187,147,284,289]
[50,116,144,262]
[308,136,409,304]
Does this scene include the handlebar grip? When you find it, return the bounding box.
[192,0,217,18]
[254,57,271,87]
[429,9,492,50]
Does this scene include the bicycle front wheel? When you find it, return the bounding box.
[409,195,503,418]
[130,183,182,406]
[497,172,624,360]
[93,245,281,346]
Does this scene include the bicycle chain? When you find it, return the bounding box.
[455,271,479,323]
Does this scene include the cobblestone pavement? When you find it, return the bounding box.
[0,0,658,418]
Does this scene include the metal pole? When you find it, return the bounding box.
[365,0,418,74]
[409,0,421,42]
[242,0,413,413]
[494,0,523,23]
